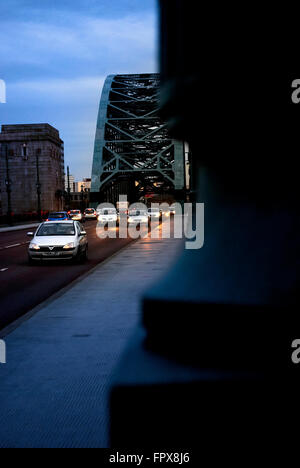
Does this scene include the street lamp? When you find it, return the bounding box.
[36,149,42,221]
[67,166,71,210]
[22,143,28,160]
[2,144,13,226]
[81,184,84,212]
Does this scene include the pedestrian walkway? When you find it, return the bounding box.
[0,228,183,448]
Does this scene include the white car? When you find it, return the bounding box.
[27,220,88,264]
[97,208,118,224]
[84,208,97,219]
[69,209,83,221]
[128,210,149,225]
[147,207,161,220]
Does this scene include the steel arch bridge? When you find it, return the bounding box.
[91,73,185,204]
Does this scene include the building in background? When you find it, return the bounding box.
[69,178,91,210]
[64,173,75,192]
[0,124,64,218]
[74,178,91,193]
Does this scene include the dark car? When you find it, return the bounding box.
[46,211,70,221]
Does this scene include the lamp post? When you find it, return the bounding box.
[84,188,89,210]
[3,144,12,226]
[22,143,27,160]
[67,166,71,210]
[81,184,84,212]
[36,149,42,221]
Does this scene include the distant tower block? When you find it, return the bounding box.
[91,74,185,203]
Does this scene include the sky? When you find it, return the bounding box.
[0,0,158,180]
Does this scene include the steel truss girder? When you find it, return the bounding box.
[91,74,185,196]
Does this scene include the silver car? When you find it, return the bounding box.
[97,208,118,224]
[127,210,149,225]
[84,208,97,219]
[27,220,88,264]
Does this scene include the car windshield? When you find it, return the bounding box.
[71,210,80,214]
[129,210,147,216]
[148,209,159,212]
[85,209,94,213]
[49,212,66,218]
[37,223,75,236]
[100,209,116,215]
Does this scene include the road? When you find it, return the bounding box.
[0,220,134,331]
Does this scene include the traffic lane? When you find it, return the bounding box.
[0,227,38,251]
[0,220,98,250]
[0,221,134,331]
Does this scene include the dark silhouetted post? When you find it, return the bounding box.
[36,149,42,221]
[4,143,12,226]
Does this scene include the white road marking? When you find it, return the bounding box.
[0,241,29,251]
[0,268,8,272]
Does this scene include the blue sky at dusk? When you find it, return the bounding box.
[0,0,158,179]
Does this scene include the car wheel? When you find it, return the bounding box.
[81,245,88,262]
[74,246,88,264]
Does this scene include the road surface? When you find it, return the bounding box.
[0,220,134,331]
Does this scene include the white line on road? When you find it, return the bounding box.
[0,268,8,272]
[0,241,29,250]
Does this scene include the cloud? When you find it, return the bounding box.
[9,76,105,101]
[0,12,157,75]
[4,76,106,179]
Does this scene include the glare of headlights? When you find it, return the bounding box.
[30,243,40,250]
[63,242,75,250]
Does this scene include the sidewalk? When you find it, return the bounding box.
[0,229,183,448]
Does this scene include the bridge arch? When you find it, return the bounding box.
[91,74,185,204]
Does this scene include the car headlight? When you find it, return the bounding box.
[63,242,75,250]
[29,243,40,250]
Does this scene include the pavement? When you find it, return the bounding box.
[0,224,183,448]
